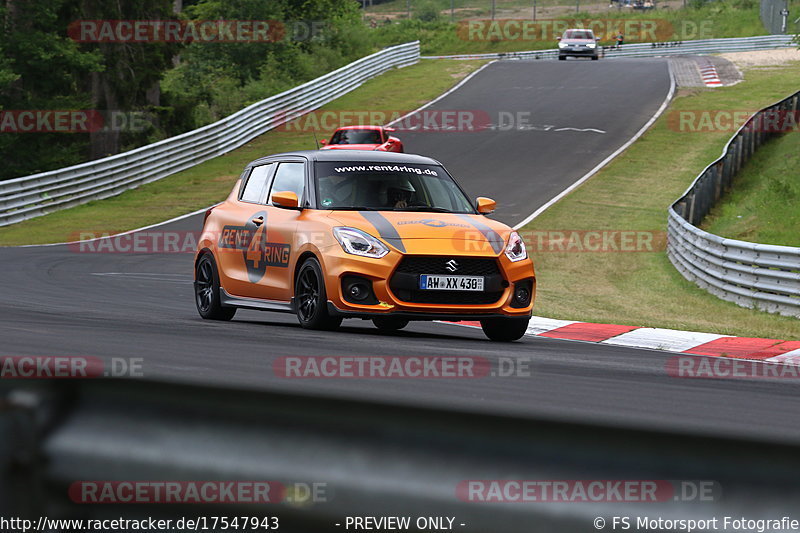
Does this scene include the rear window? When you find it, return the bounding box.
[329,129,383,145]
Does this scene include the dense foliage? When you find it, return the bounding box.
[0,0,372,181]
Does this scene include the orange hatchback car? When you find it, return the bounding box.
[194,151,535,341]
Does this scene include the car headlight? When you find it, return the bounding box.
[333,227,389,259]
[558,42,567,48]
[505,231,527,262]
[587,43,596,48]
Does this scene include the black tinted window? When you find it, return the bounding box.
[330,129,383,145]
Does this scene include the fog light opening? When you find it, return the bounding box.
[342,275,379,305]
[511,279,533,308]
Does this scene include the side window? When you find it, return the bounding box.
[268,162,305,205]
[240,164,272,203]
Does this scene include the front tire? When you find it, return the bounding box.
[558,55,566,61]
[480,317,530,342]
[372,317,409,332]
[195,254,236,321]
[295,257,343,331]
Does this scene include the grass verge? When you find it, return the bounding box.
[0,59,485,246]
[520,60,800,340]
[702,128,800,246]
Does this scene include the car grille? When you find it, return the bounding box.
[389,256,504,305]
[394,256,500,276]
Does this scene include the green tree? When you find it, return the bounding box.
[0,0,102,179]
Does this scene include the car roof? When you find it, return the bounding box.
[245,150,441,168]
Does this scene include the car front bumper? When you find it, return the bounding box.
[319,246,535,319]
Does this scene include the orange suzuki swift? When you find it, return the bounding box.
[194,150,535,341]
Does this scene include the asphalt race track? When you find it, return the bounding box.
[398,59,672,225]
[3,59,800,445]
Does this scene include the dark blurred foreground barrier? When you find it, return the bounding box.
[4,379,800,531]
[667,90,800,318]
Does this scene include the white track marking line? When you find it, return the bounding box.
[513,60,676,229]
[12,206,212,248]
[765,350,800,365]
[602,327,730,352]
[526,317,578,335]
[91,272,193,283]
[385,61,496,128]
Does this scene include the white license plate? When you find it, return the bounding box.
[419,275,484,291]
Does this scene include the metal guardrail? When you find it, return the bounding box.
[667,91,800,318]
[421,34,796,60]
[0,42,420,227]
[8,378,800,525]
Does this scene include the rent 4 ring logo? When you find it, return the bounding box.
[458,19,714,42]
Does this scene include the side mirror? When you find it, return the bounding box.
[476,197,496,214]
[319,139,327,146]
[271,191,300,209]
[556,36,561,41]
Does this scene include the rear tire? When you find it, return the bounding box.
[480,317,530,342]
[558,55,566,61]
[295,257,343,331]
[591,55,599,60]
[372,317,409,332]
[195,254,236,321]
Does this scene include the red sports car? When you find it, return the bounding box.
[320,125,404,152]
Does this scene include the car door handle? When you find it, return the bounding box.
[251,216,264,226]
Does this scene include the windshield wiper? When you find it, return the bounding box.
[395,206,453,213]
[330,206,381,211]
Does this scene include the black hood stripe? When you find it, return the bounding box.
[359,211,406,253]
[456,214,505,254]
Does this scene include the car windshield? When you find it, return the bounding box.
[564,30,594,40]
[315,161,476,213]
[329,129,383,145]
